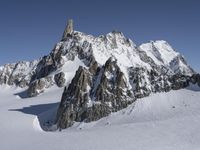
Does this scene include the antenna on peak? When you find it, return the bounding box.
[62,19,74,40]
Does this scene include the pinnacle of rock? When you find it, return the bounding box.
[62,19,73,40]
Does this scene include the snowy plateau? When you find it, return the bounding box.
[1,84,200,150]
[0,20,200,150]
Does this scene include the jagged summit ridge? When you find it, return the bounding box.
[0,19,196,98]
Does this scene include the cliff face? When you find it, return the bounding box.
[56,58,134,129]
[62,19,73,40]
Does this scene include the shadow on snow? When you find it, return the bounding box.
[9,102,59,131]
[14,90,28,99]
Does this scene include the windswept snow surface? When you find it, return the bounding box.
[0,85,200,150]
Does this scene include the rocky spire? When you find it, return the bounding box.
[62,19,73,40]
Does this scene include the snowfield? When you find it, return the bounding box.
[0,85,200,150]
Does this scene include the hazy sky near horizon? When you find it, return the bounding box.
[0,0,199,72]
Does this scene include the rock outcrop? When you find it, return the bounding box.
[54,72,66,87]
[62,19,73,40]
[56,57,134,129]
[190,74,200,86]
[27,78,46,97]
[27,76,54,97]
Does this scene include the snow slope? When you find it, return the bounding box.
[0,84,200,150]
[139,40,179,65]
[138,40,194,75]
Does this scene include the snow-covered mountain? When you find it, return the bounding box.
[0,23,195,94]
[0,20,199,130]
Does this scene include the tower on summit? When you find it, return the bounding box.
[62,19,73,40]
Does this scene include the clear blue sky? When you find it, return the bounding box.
[0,0,199,72]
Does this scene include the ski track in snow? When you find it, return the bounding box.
[0,84,200,150]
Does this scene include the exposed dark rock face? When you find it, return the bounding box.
[27,77,54,97]
[54,72,66,87]
[91,57,134,111]
[31,54,57,81]
[27,79,46,97]
[198,77,200,87]
[56,57,135,129]
[190,74,200,86]
[169,74,190,90]
[56,66,91,128]
[129,67,151,98]
[137,50,157,69]
[128,67,172,98]
[62,19,73,40]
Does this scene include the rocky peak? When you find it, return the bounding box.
[56,66,92,128]
[55,57,134,129]
[62,19,74,40]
